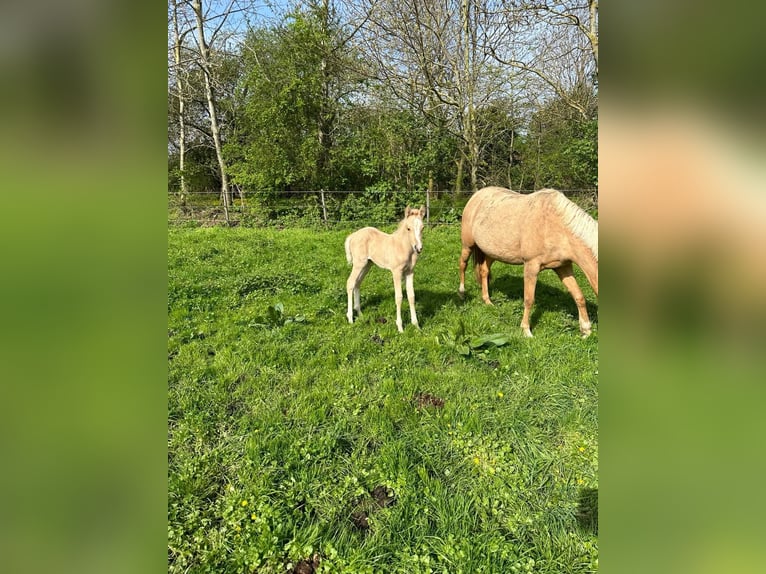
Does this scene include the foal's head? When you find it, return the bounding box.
[404,205,425,254]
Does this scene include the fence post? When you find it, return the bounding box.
[320,189,328,225]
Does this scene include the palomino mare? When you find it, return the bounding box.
[345,206,425,332]
[458,186,598,337]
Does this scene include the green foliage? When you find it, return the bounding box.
[475,99,527,189]
[338,184,426,224]
[438,319,511,357]
[251,302,306,328]
[169,226,598,573]
[524,92,598,190]
[562,120,598,188]
[167,148,221,194]
[170,6,597,199]
[333,104,458,193]
[225,3,365,193]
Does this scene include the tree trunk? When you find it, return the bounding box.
[455,154,464,194]
[589,0,599,76]
[191,0,230,223]
[461,0,479,191]
[172,1,187,205]
[507,128,514,189]
[535,121,542,189]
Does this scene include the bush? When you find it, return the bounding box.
[339,184,427,224]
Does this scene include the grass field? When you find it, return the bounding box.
[168,224,598,573]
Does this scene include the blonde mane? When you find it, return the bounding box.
[548,191,598,261]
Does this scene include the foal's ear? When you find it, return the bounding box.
[405,205,411,217]
[419,205,425,216]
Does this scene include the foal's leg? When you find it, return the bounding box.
[405,271,419,328]
[520,261,541,337]
[458,245,471,298]
[354,263,371,316]
[346,262,366,324]
[391,268,404,332]
[555,263,592,337]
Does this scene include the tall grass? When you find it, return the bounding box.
[168,225,598,573]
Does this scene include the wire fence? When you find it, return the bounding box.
[168,188,598,228]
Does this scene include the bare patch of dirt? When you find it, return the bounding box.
[376,316,388,324]
[349,485,396,531]
[226,400,244,417]
[370,334,385,345]
[350,509,370,531]
[413,392,445,409]
[291,553,320,574]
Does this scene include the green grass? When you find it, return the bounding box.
[168,225,598,573]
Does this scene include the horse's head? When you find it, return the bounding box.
[404,205,425,253]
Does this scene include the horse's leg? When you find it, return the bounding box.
[346,263,365,324]
[520,261,541,337]
[405,271,419,328]
[354,262,371,315]
[458,245,471,298]
[480,257,495,305]
[555,263,592,337]
[391,268,404,332]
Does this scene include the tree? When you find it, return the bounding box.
[228,0,364,192]
[525,86,597,189]
[169,1,192,204]
[332,94,458,191]
[190,0,233,220]
[473,97,528,189]
[167,1,263,218]
[351,0,514,192]
[487,0,598,121]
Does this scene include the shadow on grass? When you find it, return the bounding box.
[416,288,461,321]
[488,272,598,331]
[576,487,598,534]
[350,288,457,326]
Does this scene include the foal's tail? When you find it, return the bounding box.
[472,245,488,284]
[344,235,353,265]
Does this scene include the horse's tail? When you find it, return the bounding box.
[344,235,353,265]
[472,245,488,284]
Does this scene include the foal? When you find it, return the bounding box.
[345,206,425,332]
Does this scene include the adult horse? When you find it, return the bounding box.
[345,206,425,332]
[458,187,598,337]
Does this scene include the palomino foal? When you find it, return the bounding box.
[345,206,425,332]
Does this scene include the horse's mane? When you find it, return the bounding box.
[547,191,598,261]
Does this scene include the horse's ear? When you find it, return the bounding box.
[405,205,411,217]
[419,205,425,215]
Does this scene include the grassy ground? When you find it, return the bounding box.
[168,224,598,573]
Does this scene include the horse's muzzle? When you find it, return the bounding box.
[414,245,423,254]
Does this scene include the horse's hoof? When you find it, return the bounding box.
[522,329,533,338]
